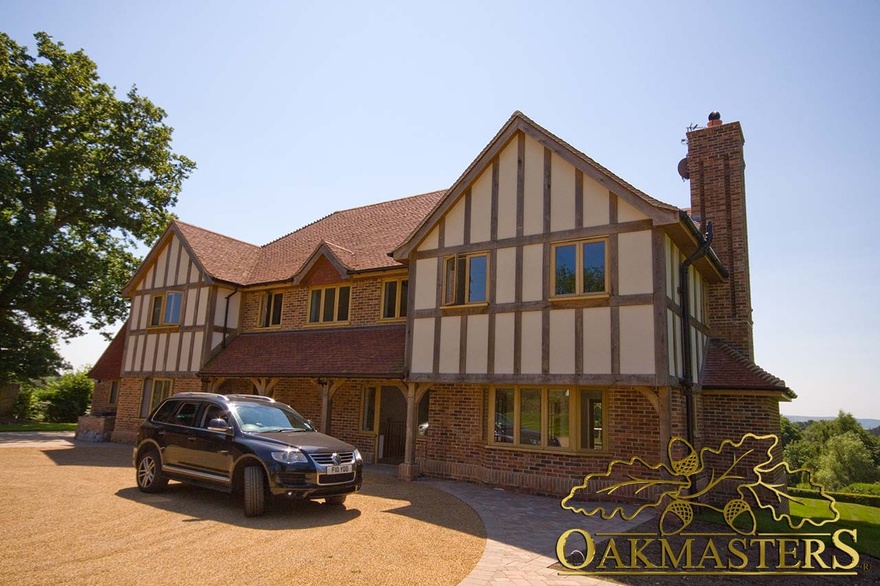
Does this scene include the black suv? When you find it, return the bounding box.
[133,393,363,517]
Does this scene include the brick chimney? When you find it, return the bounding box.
[686,112,754,359]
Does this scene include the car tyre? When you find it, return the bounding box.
[325,495,347,505]
[243,465,266,517]
[136,448,168,493]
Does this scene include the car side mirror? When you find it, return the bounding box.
[208,418,232,434]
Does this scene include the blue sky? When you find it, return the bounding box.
[4,1,879,418]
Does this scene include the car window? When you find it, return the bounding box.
[202,404,229,428]
[173,402,199,427]
[152,400,179,423]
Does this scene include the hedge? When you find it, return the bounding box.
[788,487,880,508]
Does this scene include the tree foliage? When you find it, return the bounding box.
[0,32,195,384]
[38,370,93,422]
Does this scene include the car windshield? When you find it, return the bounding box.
[231,403,314,433]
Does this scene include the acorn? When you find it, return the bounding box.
[669,438,700,477]
[723,499,757,535]
[659,499,693,535]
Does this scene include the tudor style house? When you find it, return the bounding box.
[87,111,793,498]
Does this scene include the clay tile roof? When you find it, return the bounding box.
[199,326,407,378]
[174,221,261,285]
[245,190,445,285]
[701,339,795,397]
[87,325,127,380]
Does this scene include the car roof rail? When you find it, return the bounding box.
[172,392,226,400]
[224,394,276,403]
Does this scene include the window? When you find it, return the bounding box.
[552,239,607,296]
[259,291,284,327]
[108,381,119,405]
[140,378,173,418]
[382,278,408,319]
[489,387,604,450]
[308,285,351,324]
[361,387,377,432]
[149,292,183,326]
[443,253,488,305]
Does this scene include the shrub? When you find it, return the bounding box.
[843,483,880,496]
[788,487,880,508]
[12,386,39,421]
[39,371,93,423]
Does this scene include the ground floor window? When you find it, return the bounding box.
[489,387,604,451]
[140,378,173,418]
[108,381,119,405]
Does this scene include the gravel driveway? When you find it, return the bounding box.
[0,443,485,585]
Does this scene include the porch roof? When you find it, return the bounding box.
[199,325,407,379]
[701,339,795,398]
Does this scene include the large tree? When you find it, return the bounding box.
[0,32,195,384]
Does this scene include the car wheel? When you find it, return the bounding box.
[136,448,168,493]
[243,465,266,517]
[325,495,346,505]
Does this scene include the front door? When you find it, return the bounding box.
[378,386,406,463]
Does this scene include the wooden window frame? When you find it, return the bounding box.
[380,278,408,321]
[149,291,183,327]
[443,252,489,306]
[140,378,174,418]
[307,285,351,325]
[361,386,379,433]
[258,291,284,328]
[487,386,606,452]
[108,381,119,405]
[550,238,609,298]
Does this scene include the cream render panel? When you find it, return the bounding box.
[583,176,609,227]
[176,247,190,286]
[144,335,157,373]
[470,168,492,244]
[523,136,544,236]
[414,258,438,310]
[168,238,181,286]
[211,331,224,352]
[583,307,611,374]
[619,305,655,374]
[166,333,180,372]
[617,230,654,295]
[214,287,237,328]
[184,289,198,326]
[190,331,204,372]
[495,247,516,304]
[411,318,434,373]
[195,287,210,326]
[618,198,649,223]
[131,298,142,332]
[143,265,155,290]
[494,313,515,374]
[439,316,461,373]
[497,139,518,240]
[180,331,193,373]
[549,309,575,374]
[155,247,168,289]
[155,333,168,372]
[521,244,543,302]
[550,152,575,233]
[667,309,677,377]
[444,197,465,247]
[465,314,489,374]
[418,226,439,252]
[664,236,674,300]
[124,334,137,372]
[520,311,542,374]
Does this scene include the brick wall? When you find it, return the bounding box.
[687,120,754,358]
[90,380,117,416]
[110,375,204,443]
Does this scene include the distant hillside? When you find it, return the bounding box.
[785,415,880,430]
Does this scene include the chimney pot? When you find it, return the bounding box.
[707,111,722,127]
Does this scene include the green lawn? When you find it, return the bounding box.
[697,497,880,559]
[0,422,77,432]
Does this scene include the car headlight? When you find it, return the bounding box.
[271,449,307,464]
[353,448,363,463]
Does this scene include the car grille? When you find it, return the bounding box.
[318,472,356,485]
[310,451,354,465]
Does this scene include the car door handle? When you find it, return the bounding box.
[188,437,197,442]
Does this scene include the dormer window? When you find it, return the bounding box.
[382,278,408,320]
[443,253,488,306]
[308,285,351,324]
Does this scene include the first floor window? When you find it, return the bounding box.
[382,278,408,319]
[149,291,183,326]
[259,291,284,327]
[140,378,173,417]
[309,285,350,324]
[444,252,488,305]
[552,239,607,296]
[489,387,604,450]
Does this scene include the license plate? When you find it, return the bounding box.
[325,464,352,475]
